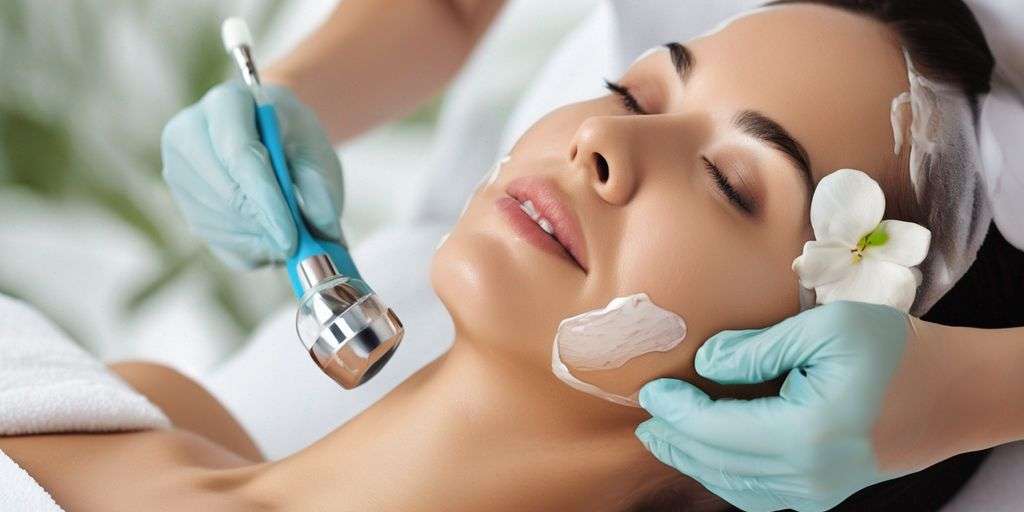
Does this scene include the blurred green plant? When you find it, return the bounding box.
[0,0,289,346]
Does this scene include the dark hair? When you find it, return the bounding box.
[631,1,1021,511]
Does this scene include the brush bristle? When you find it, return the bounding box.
[221,17,252,52]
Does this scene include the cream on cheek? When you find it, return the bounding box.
[551,293,687,407]
[438,154,514,252]
[460,154,512,219]
[487,155,512,187]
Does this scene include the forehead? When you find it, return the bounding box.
[686,4,909,185]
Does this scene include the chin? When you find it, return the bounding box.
[429,215,578,368]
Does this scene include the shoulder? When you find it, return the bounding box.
[110,361,264,462]
[0,428,251,510]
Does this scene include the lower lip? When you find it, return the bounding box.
[495,196,578,267]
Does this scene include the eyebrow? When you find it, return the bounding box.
[665,42,694,83]
[733,110,813,189]
[664,42,813,190]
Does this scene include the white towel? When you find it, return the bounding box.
[0,293,169,511]
[0,453,62,512]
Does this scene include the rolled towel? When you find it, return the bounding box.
[0,293,169,510]
[0,452,62,512]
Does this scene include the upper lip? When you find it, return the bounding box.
[506,176,589,272]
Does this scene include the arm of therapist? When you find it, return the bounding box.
[635,300,1024,512]
[263,0,508,142]
[161,0,507,268]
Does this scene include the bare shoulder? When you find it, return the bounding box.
[110,361,263,462]
[0,428,256,511]
[0,362,266,509]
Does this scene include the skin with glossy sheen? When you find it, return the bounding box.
[0,6,920,511]
[434,4,912,399]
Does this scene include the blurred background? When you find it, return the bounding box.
[0,0,594,374]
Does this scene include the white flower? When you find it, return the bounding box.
[792,169,931,313]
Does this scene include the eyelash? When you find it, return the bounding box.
[603,79,647,115]
[703,157,753,214]
[604,79,754,215]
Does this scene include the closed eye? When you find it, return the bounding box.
[605,80,755,215]
[604,80,648,115]
[703,157,754,214]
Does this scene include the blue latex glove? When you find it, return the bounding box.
[161,80,345,268]
[636,301,925,512]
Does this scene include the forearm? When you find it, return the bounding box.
[962,325,1024,449]
[928,323,1024,455]
[264,0,506,142]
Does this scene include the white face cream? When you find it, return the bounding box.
[434,232,450,252]
[550,293,687,407]
[631,45,668,65]
[486,155,511,187]
[460,154,512,220]
[890,91,911,155]
[699,6,775,39]
[889,49,949,202]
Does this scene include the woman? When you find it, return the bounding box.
[3,2,1018,511]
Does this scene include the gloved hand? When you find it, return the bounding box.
[161,80,346,268]
[635,301,976,512]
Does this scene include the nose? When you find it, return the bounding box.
[568,116,638,205]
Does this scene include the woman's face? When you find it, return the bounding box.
[431,5,911,400]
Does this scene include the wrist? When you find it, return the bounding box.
[897,319,976,464]
[261,64,295,89]
[260,61,340,143]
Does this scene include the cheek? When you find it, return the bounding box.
[569,196,802,398]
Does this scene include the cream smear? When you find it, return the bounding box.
[551,293,687,407]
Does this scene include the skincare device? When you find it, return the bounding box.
[221,17,403,389]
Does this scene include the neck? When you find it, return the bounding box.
[234,336,689,512]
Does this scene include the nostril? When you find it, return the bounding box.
[594,153,609,183]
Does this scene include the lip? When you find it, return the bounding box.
[499,176,588,272]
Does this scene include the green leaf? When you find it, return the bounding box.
[185,20,232,101]
[0,0,291,355]
[85,182,172,251]
[123,254,194,313]
[0,111,74,197]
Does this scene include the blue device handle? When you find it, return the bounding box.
[255,103,362,297]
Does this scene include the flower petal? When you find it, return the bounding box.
[910,267,923,286]
[814,259,918,312]
[868,220,931,267]
[792,240,855,288]
[811,169,885,247]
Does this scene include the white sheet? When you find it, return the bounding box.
[965,0,1024,250]
[941,442,1024,512]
